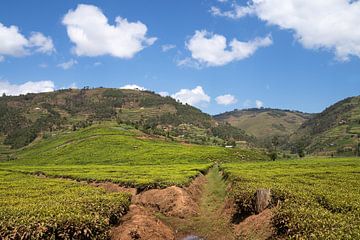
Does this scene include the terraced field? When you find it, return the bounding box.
[0,170,130,239]
[0,123,268,239]
[0,123,265,187]
[223,157,360,239]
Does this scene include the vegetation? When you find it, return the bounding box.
[0,88,253,149]
[0,121,266,238]
[223,157,360,239]
[214,108,312,143]
[0,170,130,239]
[0,123,266,187]
[291,96,360,155]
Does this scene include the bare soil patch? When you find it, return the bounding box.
[111,204,175,240]
[234,208,275,240]
[133,174,206,218]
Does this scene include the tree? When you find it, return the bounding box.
[271,136,279,150]
[298,148,305,158]
[269,151,277,161]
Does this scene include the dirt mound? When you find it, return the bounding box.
[234,209,275,240]
[183,174,207,201]
[134,186,199,218]
[133,175,206,218]
[90,182,137,196]
[111,204,175,240]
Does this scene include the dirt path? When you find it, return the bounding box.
[160,166,235,240]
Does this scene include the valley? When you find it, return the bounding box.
[0,89,359,239]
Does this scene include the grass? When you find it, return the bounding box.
[0,123,267,239]
[215,109,309,140]
[222,157,360,239]
[158,166,234,240]
[0,123,266,187]
[0,170,130,239]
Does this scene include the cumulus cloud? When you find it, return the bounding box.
[255,99,264,108]
[69,82,78,89]
[62,4,157,58]
[0,80,54,96]
[213,0,360,61]
[120,84,146,91]
[183,30,272,67]
[158,91,169,97]
[0,23,54,60]
[215,94,238,105]
[57,59,78,70]
[161,44,176,52]
[210,5,254,19]
[28,32,55,54]
[171,86,210,106]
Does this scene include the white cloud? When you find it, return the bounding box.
[215,94,238,105]
[184,30,272,67]
[28,32,55,54]
[0,22,54,60]
[210,5,254,19]
[62,4,157,58]
[120,84,146,91]
[69,82,78,89]
[176,57,202,69]
[57,59,78,70]
[171,86,210,106]
[162,44,176,52]
[255,99,264,108]
[0,80,54,96]
[213,0,360,61]
[158,91,169,97]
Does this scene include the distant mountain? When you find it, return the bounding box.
[214,108,312,142]
[0,88,254,149]
[290,96,360,155]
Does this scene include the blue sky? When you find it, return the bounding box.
[0,0,359,115]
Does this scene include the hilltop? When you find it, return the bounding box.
[290,95,360,155]
[0,88,253,150]
[214,108,312,143]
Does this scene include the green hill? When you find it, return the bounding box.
[290,96,360,155]
[214,108,312,143]
[0,88,253,149]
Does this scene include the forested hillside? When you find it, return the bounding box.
[0,88,254,149]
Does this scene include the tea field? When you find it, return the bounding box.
[223,157,360,239]
[0,170,130,239]
[0,123,266,187]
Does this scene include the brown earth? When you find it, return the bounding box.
[111,204,175,240]
[109,168,276,240]
[133,174,206,218]
[234,208,275,240]
[89,182,137,196]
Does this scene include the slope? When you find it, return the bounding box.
[0,88,253,149]
[214,108,312,141]
[291,95,360,155]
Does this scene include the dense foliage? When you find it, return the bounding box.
[0,170,130,239]
[291,96,360,155]
[0,88,253,149]
[0,123,265,187]
[223,157,360,239]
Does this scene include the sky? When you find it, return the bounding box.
[0,0,360,115]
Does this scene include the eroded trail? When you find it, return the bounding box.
[160,166,235,240]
